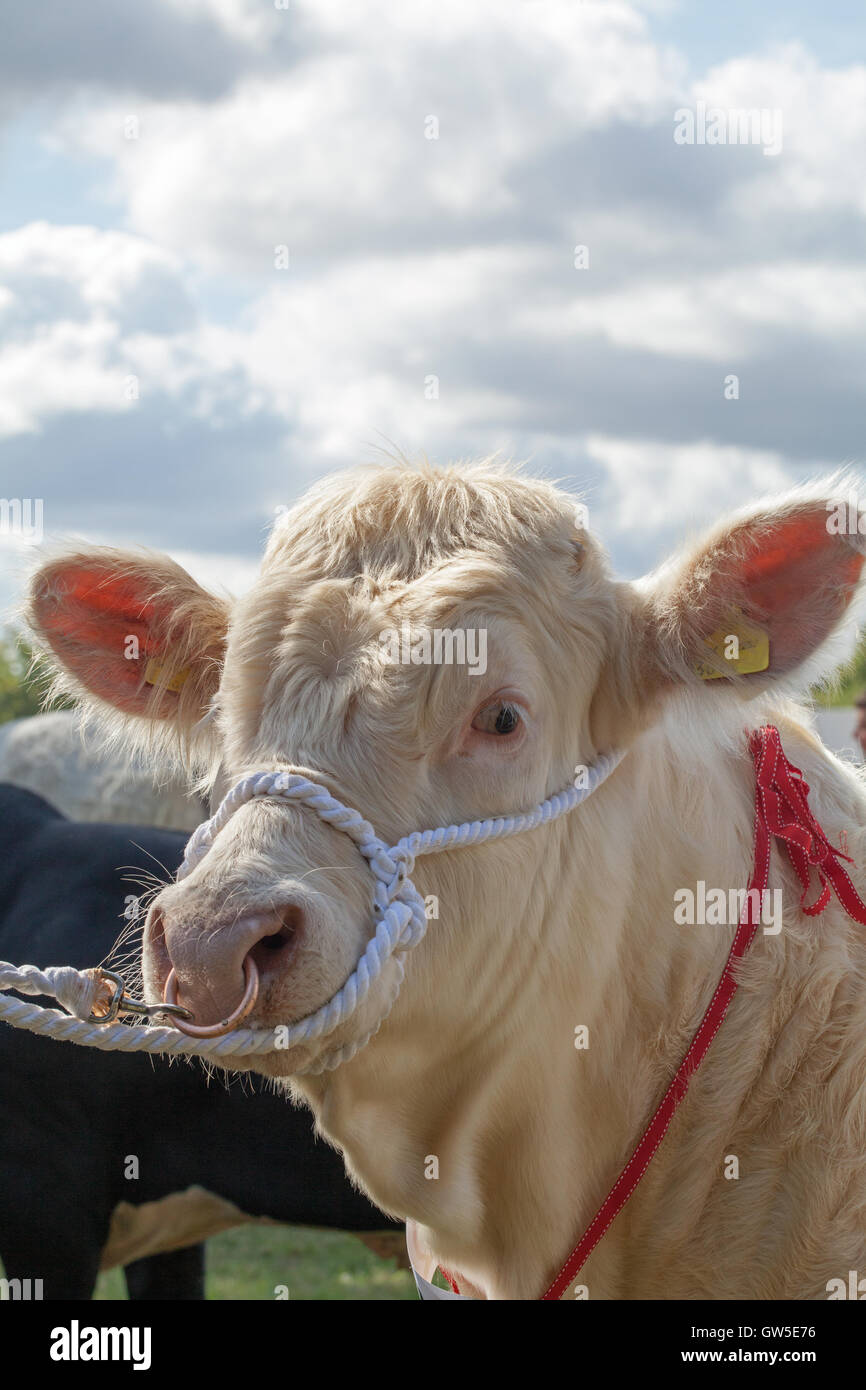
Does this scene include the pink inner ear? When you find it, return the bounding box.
[735,511,864,674]
[33,562,179,714]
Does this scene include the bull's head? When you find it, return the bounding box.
[24,464,866,1250]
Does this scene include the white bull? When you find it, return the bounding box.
[25,462,866,1299]
[0,711,205,830]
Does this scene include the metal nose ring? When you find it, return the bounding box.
[163,956,260,1037]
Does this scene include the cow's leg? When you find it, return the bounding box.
[0,1209,101,1300]
[123,1243,206,1300]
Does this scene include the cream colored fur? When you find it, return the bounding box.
[25,461,866,1299]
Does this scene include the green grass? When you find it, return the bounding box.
[1,1225,416,1301]
[93,1225,416,1301]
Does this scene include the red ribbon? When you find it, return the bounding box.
[539,724,866,1300]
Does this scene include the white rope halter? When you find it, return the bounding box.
[0,749,624,1075]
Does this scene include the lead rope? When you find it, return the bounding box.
[0,751,624,1076]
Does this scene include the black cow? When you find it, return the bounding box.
[0,784,402,1300]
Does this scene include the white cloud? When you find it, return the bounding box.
[161,0,280,45]
[0,319,133,437]
[145,545,261,598]
[2,2,866,590]
[0,222,268,435]
[586,434,795,534]
[0,221,181,313]
[220,246,540,459]
[55,1,680,271]
[519,263,866,361]
[696,45,866,217]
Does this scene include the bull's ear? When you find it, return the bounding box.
[26,546,229,743]
[590,491,866,747]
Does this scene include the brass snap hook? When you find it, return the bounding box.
[87,968,194,1025]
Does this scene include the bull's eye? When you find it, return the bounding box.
[471,701,522,737]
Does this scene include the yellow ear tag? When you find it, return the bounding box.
[693,608,769,680]
[144,659,191,693]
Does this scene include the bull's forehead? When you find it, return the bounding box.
[219,561,545,774]
[214,464,607,807]
[264,460,592,582]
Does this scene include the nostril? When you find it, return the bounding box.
[144,905,171,979]
[145,905,165,946]
[260,931,289,951]
[250,905,304,968]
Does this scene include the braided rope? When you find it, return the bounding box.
[0,750,624,1073]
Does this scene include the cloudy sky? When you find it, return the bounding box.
[1,0,864,614]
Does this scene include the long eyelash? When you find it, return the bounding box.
[472,699,524,735]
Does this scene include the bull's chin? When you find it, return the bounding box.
[176,1023,350,1081]
[212,1041,323,1080]
[139,961,345,1078]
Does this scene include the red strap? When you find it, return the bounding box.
[440,1266,462,1295]
[540,724,866,1300]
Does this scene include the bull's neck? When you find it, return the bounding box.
[301,730,798,1298]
